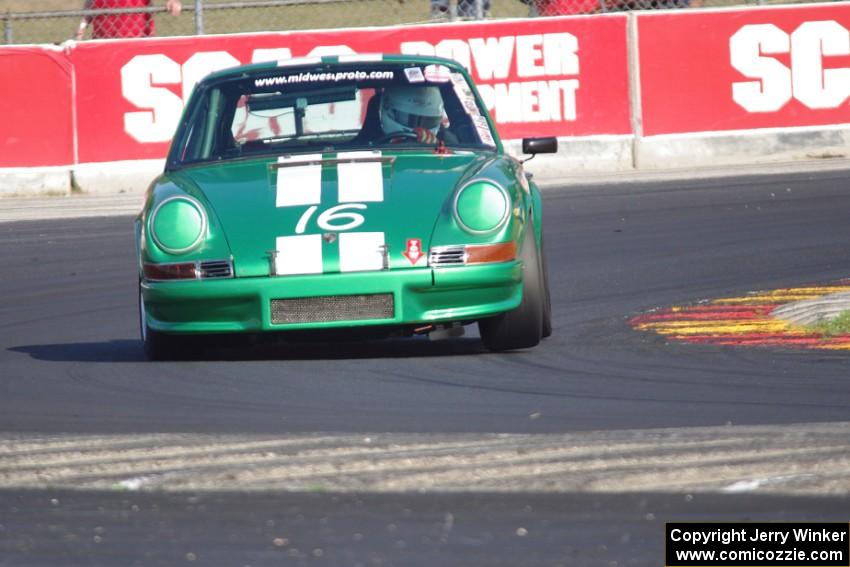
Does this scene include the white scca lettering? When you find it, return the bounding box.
[478,79,578,123]
[402,33,578,79]
[730,24,791,113]
[121,54,183,143]
[182,51,241,104]
[121,50,287,144]
[402,33,580,124]
[307,45,355,57]
[120,33,584,142]
[516,35,546,78]
[731,20,850,112]
[515,34,579,77]
[543,33,579,75]
[792,21,850,109]
[469,36,514,80]
[400,39,472,72]
[439,40,474,71]
[121,52,240,143]
[251,48,293,63]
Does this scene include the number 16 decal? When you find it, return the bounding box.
[295,203,368,234]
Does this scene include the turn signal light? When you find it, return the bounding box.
[465,242,517,264]
[143,262,197,280]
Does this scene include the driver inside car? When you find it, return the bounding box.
[354,86,457,145]
[381,86,444,144]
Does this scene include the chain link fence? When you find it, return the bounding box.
[0,0,824,45]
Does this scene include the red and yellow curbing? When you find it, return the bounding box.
[629,284,850,350]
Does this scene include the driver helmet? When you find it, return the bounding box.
[380,86,444,136]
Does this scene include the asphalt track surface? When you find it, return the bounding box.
[2,167,850,565]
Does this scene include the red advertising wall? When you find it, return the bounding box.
[5,4,850,169]
[71,16,630,164]
[0,16,630,167]
[0,47,74,167]
[638,3,850,136]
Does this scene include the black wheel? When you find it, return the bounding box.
[540,231,553,339]
[478,224,543,351]
[139,287,181,361]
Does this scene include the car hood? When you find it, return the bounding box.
[170,151,492,277]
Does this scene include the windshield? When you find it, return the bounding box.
[171,63,498,167]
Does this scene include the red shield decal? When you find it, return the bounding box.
[403,238,424,265]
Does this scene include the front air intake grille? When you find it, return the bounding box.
[199,260,233,279]
[271,294,394,325]
[429,246,466,267]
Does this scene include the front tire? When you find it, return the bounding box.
[478,225,543,351]
[139,288,181,361]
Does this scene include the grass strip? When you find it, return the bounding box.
[807,310,850,336]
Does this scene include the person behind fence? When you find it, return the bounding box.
[75,0,182,40]
[525,0,699,15]
[431,0,491,19]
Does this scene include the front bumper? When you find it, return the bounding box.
[141,262,522,334]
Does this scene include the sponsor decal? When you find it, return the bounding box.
[450,76,496,146]
[404,67,426,83]
[472,115,496,147]
[403,238,425,265]
[424,64,451,82]
[255,70,394,88]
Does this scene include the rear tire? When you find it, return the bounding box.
[479,225,543,351]
[540,232,553,339]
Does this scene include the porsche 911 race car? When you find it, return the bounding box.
[136,54,555,359]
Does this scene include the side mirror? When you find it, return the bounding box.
[522,137,558,155]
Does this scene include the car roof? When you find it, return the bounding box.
[203,54,468,83]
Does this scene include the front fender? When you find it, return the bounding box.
[138,175,233,267]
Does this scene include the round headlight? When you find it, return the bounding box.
[150,196,207,254]
[454,180,510,234]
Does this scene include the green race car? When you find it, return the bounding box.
[136,54,555,359]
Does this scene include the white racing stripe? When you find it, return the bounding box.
[274,152,386,274]
[338,232,385,272]
[276,154,323,208]
[275,234,323,275]
[337,151,384,203]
